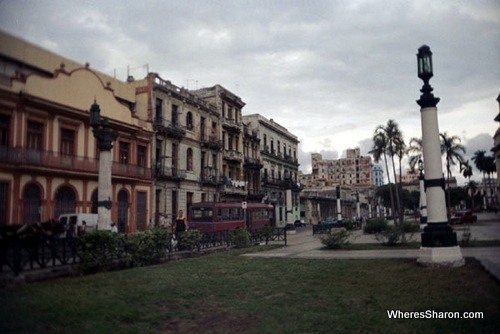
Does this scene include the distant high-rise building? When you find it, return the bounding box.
[373,164,384,187]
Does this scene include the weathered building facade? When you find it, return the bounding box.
[243,114,301,226]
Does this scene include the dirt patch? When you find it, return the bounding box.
[156,304,258,334]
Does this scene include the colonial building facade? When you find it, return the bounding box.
[0,32,153,231]
[0,31,303,228]
[243,114,301,226]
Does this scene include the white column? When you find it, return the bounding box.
[97,149,113,230]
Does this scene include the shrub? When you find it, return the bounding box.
[375,225,402,246]
[321,228,351,249]
[400,221,420,233]
[343,220,360,231]
[76,231,120,273]
[178,229,202,251]
[364,218,389,234]
[122,228,170,267]
[259,225,274,244]
[231,228,252,249]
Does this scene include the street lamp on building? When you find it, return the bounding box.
[90,100,117,230]
[415,46,464,267]
[418,159,427,225]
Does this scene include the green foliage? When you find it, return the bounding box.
[375,225,403,246]
[364,218,389,234]
[321,228,351,249]
[231,228,252,249]
[343,220,360,230]
[178,229,202,251]
[122,228,170,267]
[375,224,417,246]
[76,231,120,273]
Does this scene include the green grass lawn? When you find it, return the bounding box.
[1,246,499,334]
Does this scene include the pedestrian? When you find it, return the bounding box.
[174,210,188,238]
[111,222,118,233]
[78,221,87,236]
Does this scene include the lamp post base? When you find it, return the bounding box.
[417,246,465,267]
[421,223,457,247]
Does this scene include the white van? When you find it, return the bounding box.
[59,213,98,233]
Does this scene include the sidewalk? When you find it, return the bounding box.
[244,221,500,282]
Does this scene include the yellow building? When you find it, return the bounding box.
[0,31,154,231]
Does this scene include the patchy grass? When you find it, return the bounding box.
[1,247,499,334]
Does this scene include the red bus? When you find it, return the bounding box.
[188,202,274,233]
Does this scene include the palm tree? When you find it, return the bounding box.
[460,160,473,209]
[472,150,487,208]
[370,130,397,222]
[377,120,404,223]
[406,137,423,173]
[440,132,465,208]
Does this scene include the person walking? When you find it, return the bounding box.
[174,210,188,238]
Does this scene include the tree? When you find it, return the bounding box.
[440,132,465,208]
[406,137,423,173]
[370,130,397,222]
[472,150,496,208]
[375,120,404,223]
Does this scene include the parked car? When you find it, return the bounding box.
[322,217,344,228]
[294,219,306,227]
[449,210,477,225]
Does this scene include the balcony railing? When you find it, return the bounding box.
[154,160,186,181]
[0,147,151,179]
[153,117,186,138]
[221,118,241,133]
[244,156,263,168]
[200,134,223,150]
[223,149,243,162]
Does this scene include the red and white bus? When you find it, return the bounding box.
[188,202,274,233]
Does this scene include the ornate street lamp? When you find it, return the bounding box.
[416,46,464,266]
[90,100,117,230]
[418,159,427,225]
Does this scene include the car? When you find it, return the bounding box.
[450,210,477,225]
[294,219,306,227]
[322,218,344,228]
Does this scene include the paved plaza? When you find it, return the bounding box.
[244,212,500,281]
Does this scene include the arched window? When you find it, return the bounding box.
[187,148,193,171]
[54,186,76,218]
[186,112,194,130]
[23,183,41,224]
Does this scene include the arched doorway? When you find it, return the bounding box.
[23,183,41,224]
[54,186,76,218]
[117,190,128,233]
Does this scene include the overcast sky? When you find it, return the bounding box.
[1,0,499,184]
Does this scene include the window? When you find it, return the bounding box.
[119,142,129,164]
[186,112,194,130]
[23,183,41,224]
[0,182,8,225]
[155,98,163,122]
[187,148,193,171]
[171,104,178,125]
[27,121,43,150]
[61,128,75,156]
[0,115,9,146]
[54,186,76,218]
[136,191,147,231]
[137,145,147,167]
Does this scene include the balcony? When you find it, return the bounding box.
[222,176,247,196]
[223,149,243,162]
[200,133,223,151]
[200,167,222,186]
[0,147,151,179]
[154,117,186,139]
[221,118,241,133]
[244,156,263,169]
[154,160,186,181]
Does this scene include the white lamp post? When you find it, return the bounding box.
[90,101,117,231]
[416,45,464,267]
